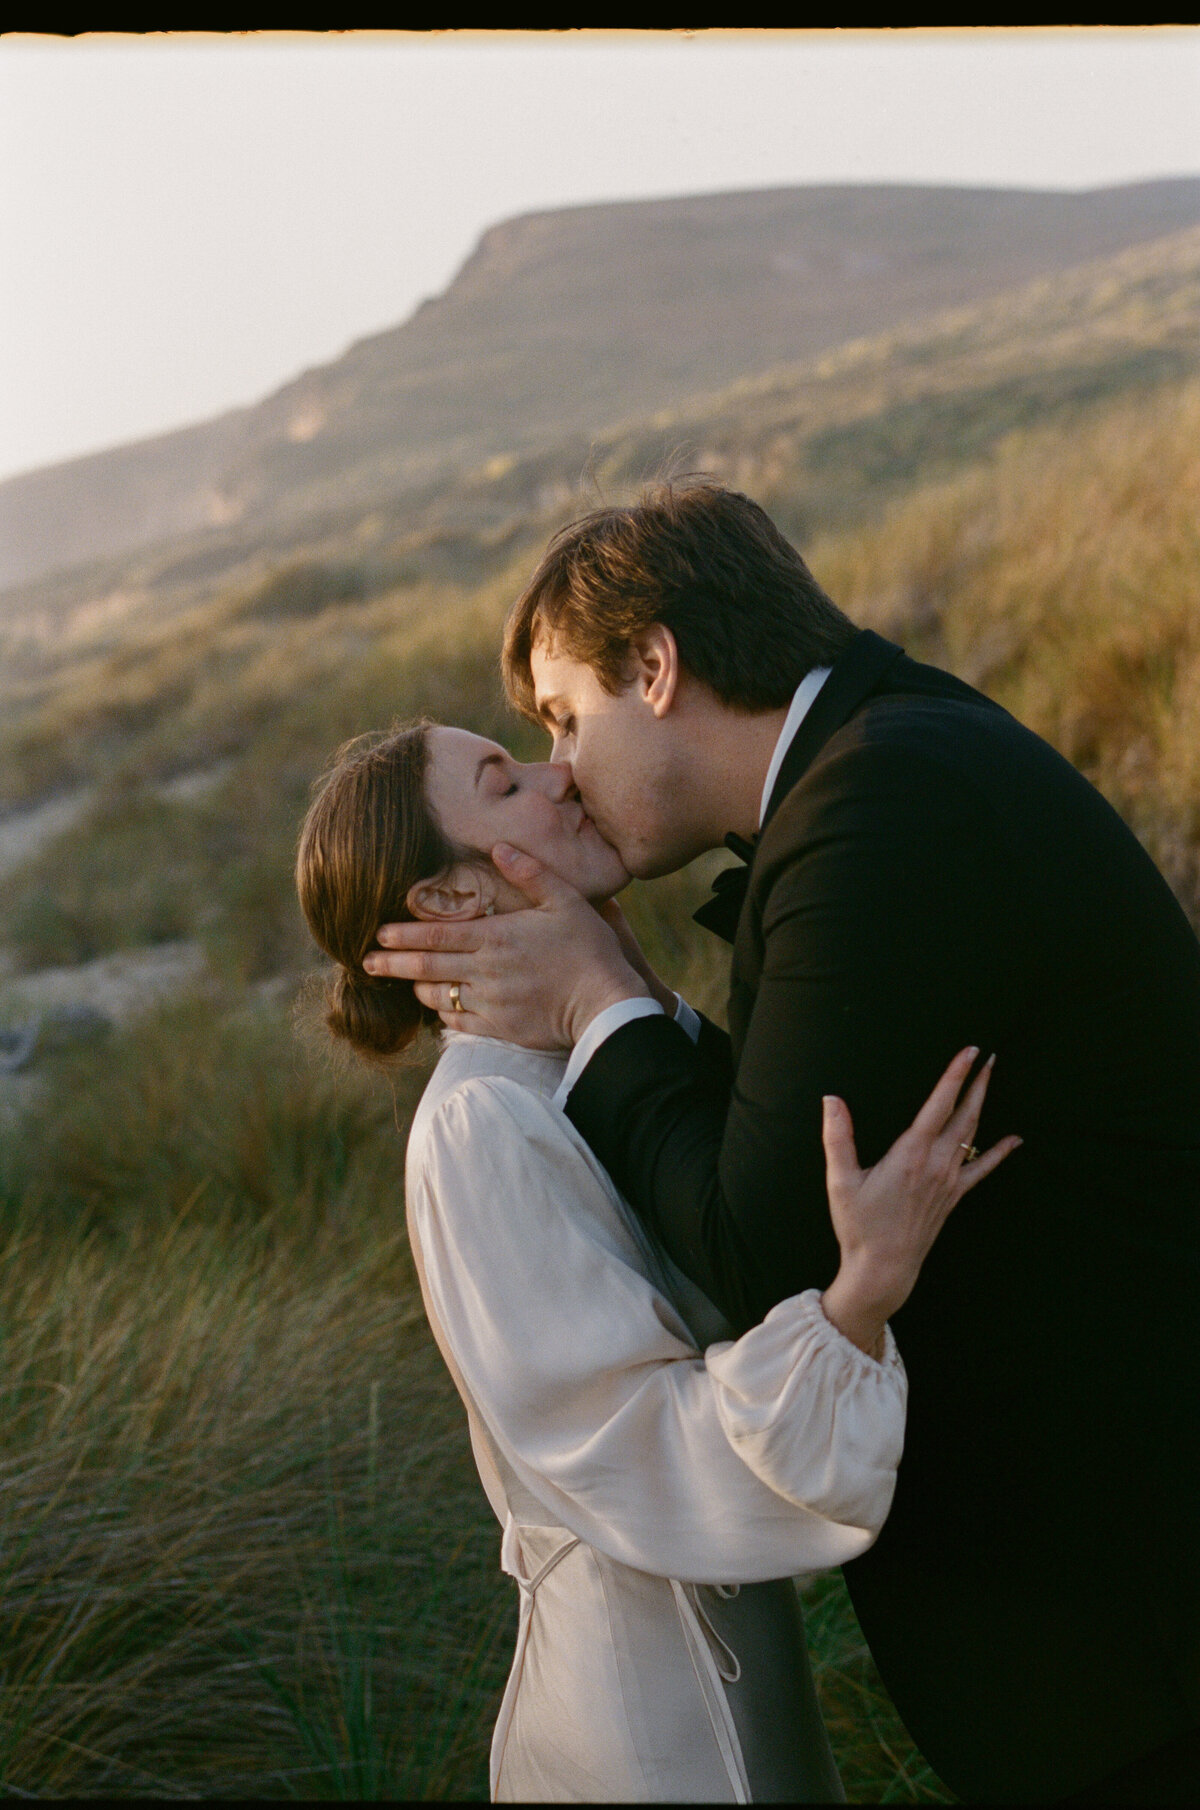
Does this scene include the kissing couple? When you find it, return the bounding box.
[297,479,1200,1804]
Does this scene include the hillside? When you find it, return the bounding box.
[2,215,1198,980]
[3,176,1199,589]
[2,214,1197,813]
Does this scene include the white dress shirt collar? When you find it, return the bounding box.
[758,666,832,827]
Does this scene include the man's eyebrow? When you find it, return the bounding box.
[473,752,506,788]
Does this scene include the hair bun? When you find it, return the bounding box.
[326,963,424,1061]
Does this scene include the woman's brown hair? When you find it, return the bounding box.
[295,722,469,1062]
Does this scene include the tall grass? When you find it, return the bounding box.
[0,994,518,1798]
[800,1573,951,1804]
[809,377,1200,924]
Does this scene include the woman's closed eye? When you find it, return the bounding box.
[483,760,519,798]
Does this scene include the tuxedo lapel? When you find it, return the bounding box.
[693,630,905,943]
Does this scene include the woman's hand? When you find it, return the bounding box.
[819,1047,1022,1357]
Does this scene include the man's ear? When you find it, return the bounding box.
[406,863,486,922]
[632,623,680,719]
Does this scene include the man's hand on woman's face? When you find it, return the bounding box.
[364,843,651,1050]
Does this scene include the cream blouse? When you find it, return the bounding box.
[404,1030,908,1801]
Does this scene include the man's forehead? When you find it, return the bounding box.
[530,637,589,704]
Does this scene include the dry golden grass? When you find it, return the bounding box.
[810,376,1200,921]
[0,996,516,1799]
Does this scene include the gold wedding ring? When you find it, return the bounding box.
[449,982,464,1014]
[959,1142,979,1163]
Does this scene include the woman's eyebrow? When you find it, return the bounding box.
[473,752,507,788]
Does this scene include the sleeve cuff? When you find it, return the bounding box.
[552,996,666,1109]
[705,1288,907,1525]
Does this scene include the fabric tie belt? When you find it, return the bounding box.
[490,1516,582,1798]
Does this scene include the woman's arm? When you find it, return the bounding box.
[408,1074,914,1586]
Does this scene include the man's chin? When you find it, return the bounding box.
[591,824,688,884]
[622,846,693,883]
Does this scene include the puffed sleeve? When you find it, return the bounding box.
[406,1075,907,1586]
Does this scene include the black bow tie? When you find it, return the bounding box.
[693,831,757,944]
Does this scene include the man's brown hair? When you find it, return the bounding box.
[502,477,856,719]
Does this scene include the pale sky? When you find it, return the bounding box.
[2,28,1198,484]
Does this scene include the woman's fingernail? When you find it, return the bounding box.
[985,1052,996,1067]
[363,957,380,974]
[493,842,516,865]
[966,1046,980,1060]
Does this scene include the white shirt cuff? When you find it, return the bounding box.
[672,992,702,1044]
[552,993,699,1110]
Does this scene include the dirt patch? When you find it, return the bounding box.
[0,940,207,1028]
[0,789,95,884]
[156,760,234,804]
[0,940,209,1124]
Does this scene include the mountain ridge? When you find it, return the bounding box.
[4,175,1199,592]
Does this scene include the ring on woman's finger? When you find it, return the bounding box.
[449,982,465,1014]
[959,1142,979,1163]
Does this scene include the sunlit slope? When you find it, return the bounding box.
[3,177,1198,589]
[3,215,1197,771]
[1,373,1196,1000]
[809,376,1200,923]
[583,218,1200,537]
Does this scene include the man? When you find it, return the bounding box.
[367,480,1200,1803]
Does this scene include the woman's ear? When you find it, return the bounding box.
[406,863,486,922]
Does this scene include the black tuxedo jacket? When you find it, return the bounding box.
[566,630,1200,1803]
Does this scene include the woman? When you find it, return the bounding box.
[295,721,1016,1803]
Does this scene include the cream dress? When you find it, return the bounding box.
[405,1030,908,1803]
